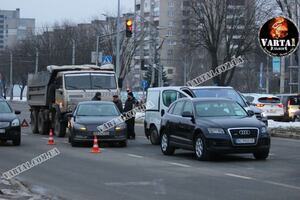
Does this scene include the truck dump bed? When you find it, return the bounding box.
[27,71,51,107]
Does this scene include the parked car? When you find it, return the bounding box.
[190,86,268,125]
[144,87,194,145]
[277,94,300,121]
[160,98,270,161]
[243,94,284,121]
[68,101,127,147]
[293,110,300,121]
[0,98,21,146]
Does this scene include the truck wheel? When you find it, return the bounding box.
[54,114,66,137]
[38,111,50,135]
[30,109,39,134]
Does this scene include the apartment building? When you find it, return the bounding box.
[0,8,35,50]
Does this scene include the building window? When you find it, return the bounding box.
[182,10,190,16]
[167,49,173,56]
[168,10,174,17]
[167,40,176,46]
[167,30,174,36]
[167,69,173,74]
[168,0,174,7]
[183,1,190,7]
[168,21,174,27]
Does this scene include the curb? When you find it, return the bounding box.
[269,128,300,140]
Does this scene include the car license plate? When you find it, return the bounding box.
[94,131,109,136]
[0,129,5,133]
[235,138,255,144]
[268,109,276,113]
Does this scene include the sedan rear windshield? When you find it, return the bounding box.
[258,97,280,104]
[76,104,119,116]
[192,88,246,107]
[288,96,300,105]
[0,101,12,113]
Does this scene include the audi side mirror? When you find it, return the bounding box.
[248,110,255,117]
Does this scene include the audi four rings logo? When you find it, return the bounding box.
[239,130,251,135]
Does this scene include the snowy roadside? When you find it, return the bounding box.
[268,120,300,139]
[0,178,58,200]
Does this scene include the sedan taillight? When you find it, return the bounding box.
[256,103,265,107]
[277,104,283,108]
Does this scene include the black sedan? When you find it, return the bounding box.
[0,98,21,146]
[68,101,127,147]
[160,98,270,160]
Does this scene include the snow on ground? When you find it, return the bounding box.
[268,120,300,128]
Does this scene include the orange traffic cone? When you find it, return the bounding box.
[91,135,101,153]
[47,129,55,145]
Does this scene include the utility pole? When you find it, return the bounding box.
[266,56,269,93]
[96,36,99,66]
[35,48,39,74]
[280,57,285,93]
[116,0,121,79]
[298,1,300,92]
[9,52,13,100]
[72,39,76,65]
[184,54,187,85]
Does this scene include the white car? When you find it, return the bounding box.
[243,94,284,121]
[144,87,193,145]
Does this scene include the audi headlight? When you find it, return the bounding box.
[207,128,225,134]
[115,123,126,131]
[11,119,20,127]
[261,126,267,134]
[74,123,87,132]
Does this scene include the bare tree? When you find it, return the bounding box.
[189,0,274,86]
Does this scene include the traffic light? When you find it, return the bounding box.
[126,19,133,38]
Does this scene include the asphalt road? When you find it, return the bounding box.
[0,101,300,200]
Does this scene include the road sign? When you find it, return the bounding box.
[91,51,102,64]
[102,55,113,65]
[140,80,148,90]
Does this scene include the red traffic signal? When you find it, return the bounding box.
[126,19,133,38]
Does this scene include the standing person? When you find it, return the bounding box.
[112,95,123,113]
[124,92,138,139]
[92,92,101,101]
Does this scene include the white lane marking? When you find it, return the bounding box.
[42,137,48,140]
[21,133,28,136]
[135,124,144,127]
[105,181,152,186]
[127,154,144,158]
[168,162,191,168]
[264,181,300,190]
[225,173,254,180]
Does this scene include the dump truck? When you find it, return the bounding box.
[27,64,119,137]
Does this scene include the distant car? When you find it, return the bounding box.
[160,98,270,161]
[277,94,300,121]
[0,98,21,146]
[190,86,268,126]
[293,110,300,122]
[68,101,127,147]
[243,94,284,121]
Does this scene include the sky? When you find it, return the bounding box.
[1,0,135,27]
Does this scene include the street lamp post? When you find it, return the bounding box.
[116,0,121,79]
